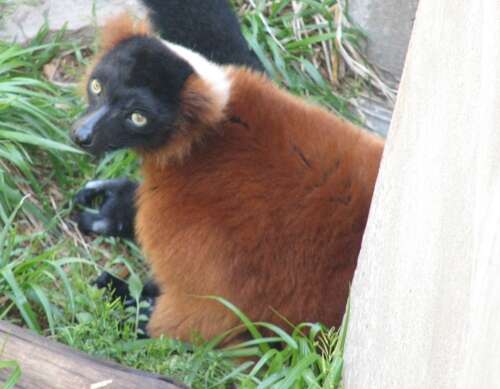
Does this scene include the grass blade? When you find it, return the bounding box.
[0,360,22,389]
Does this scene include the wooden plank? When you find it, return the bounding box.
[0,320,186,389]
[344,1,500,388]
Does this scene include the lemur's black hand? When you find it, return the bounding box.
[75,178,138,240]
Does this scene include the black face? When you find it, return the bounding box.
[72,36,194,156]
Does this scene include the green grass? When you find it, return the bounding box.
[233,0,365,123]
[0,37,81,222]
[0,1,369,387]
[0,360,21,389]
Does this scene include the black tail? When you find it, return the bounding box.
[141,0,264,71]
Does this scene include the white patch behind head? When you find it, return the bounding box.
[161,40,231,113]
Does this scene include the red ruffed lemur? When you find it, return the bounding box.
[73,0,384,342]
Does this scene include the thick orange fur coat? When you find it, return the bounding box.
[94,15,384,342]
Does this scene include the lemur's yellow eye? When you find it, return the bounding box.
[131,112,148,127]
[90,79,102,95]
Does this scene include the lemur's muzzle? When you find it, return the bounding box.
[71,105,109,148]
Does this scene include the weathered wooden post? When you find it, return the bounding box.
[0,321,185,388]
[344,1,500,388]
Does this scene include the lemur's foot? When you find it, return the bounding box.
[93,271,160,338]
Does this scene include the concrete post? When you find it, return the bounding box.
[348,0,418,83]
[344,1,500,388]
[0,0,144,44]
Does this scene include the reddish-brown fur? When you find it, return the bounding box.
[143,76,226,166]
[79,13,151,96]
[135,67,384,341]
[85,16,385,341]
[100,13,151,51]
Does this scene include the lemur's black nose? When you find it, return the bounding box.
[71,105,109,148]
[72,126,93,147]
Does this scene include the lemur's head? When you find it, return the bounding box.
[72,14,230,162]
